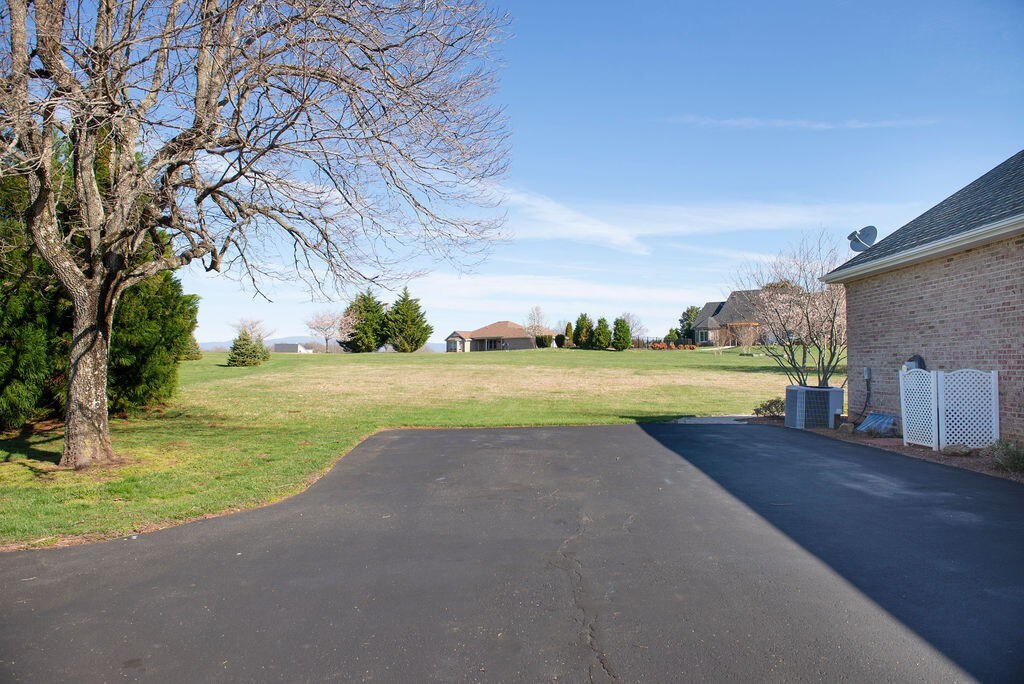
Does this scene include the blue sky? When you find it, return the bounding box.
[182,0,1024,343]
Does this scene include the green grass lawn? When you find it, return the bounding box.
[0,347,825,548]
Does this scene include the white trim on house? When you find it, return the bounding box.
[822,213,1024,284]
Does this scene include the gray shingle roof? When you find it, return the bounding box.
[694,301,724,330]
[715,290,760,325]
[828,149,1024,278]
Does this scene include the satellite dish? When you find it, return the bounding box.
[847,225,877,252]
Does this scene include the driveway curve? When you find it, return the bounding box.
[1,424,1022,682]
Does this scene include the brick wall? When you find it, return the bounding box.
[845,234,1023,442]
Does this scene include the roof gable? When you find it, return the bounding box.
[694,301,725,329]
[828,149,1024,280]
[715,290,759,325]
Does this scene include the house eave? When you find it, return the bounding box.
[822,213,1024,284]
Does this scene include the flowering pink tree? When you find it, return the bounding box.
[738,233,847,387]
[306,311,355,352]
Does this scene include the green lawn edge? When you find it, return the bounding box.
[0,348,820,548]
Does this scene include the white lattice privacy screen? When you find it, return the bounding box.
[899,369,999,451]
[938,370,1000,449]
[900,369,939,449]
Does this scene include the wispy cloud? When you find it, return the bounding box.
[504,187,920,253]
[504,188,650,254]
[667,114,938,130]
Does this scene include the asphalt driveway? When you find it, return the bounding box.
[1,424,1022,682]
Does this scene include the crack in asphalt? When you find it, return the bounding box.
[556,513,619,682]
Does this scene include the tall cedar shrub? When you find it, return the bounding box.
[611,317,631,351]
[227,330,266,366]
[564,322,573,348]
[593,317,612,350]
[573,314,593,349]
[345,290,388,353]
[0,239,65,428]
[385,287,433,353]
[1,176,198,426]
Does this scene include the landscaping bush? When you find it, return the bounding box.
[573,314,593,349]
[535,334,554,348]
[681,344,697,350]
[611,317,631,351]
[554,334,566,348]
[650,341,667,350]
[981,440,1024,472]
[593,317,611,350]
[106,271,200,413]
[753,397,785,418]
[227,330,266,367]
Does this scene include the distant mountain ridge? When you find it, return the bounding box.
[199,335,318,351]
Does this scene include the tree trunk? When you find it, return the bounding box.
[60,294,117,469]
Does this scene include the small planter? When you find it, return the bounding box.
[784,386,844,429]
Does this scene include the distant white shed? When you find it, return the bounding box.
[273,343,313,354]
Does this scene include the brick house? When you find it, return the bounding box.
[823,149,1024,441]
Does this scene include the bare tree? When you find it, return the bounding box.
[1,0,508,467]
[524,305,548,337]
[619,312,647,340]
[737,232,847,387]
[729,323,759,354]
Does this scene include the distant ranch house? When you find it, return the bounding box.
[446,321,544,352]
[824,149,1024,442]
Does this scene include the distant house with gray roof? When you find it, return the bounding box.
[823,149,1024,441]
[693,290,762,346]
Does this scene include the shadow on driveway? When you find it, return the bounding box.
[639,422,1024,682]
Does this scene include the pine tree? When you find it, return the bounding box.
[227,330,266,367]
[573,314,593,349]
[593,317,612,350]
[345,290,388,353]
[181,335,204,361]
[611,317,631,351]
[679,305,701,343]
[385,287,433,353]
